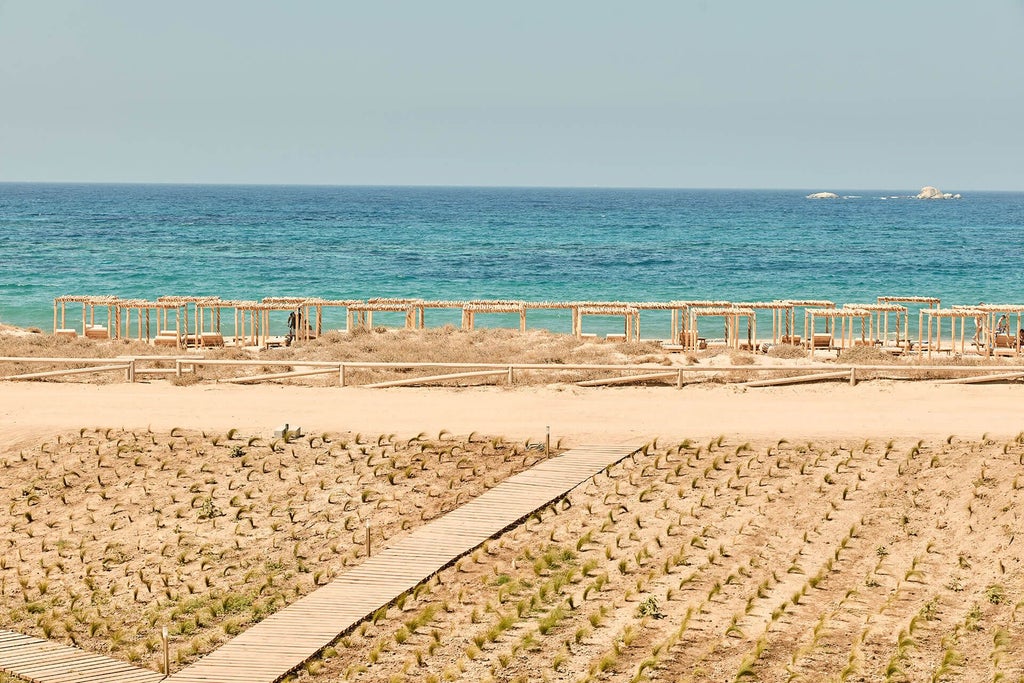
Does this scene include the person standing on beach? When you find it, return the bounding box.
[286,310,298,345]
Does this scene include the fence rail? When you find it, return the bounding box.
[3,355,1024,388]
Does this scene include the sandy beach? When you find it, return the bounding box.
[2,380,1022,446]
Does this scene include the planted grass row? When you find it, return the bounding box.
[0,427,551,672]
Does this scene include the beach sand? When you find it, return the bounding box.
[1,380,1021,446]
[3,381,1024,681]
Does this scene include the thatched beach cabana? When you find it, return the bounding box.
[574,304,640,342]
[920,308,985,358]
[53,295,119,339]
[803,307,871,357]
[461,301,528,332]
[681,305,756,351]
[843,303,909,350]
[349,298,423,331]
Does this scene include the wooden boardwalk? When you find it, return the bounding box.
[167,442,643,683]
[0,629,164,683]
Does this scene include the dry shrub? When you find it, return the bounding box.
[908,353,986,367]
[206,346,253,361]
[728,350,756,365]
[615,340,664,355]
[634,354,673,366]
[169,372,201,386]
[0,332,160,359]
[767,344,806,360]
[838,346,897,365]
[726,368,757,382]
[695,346,730,360]
[281,328,662,367]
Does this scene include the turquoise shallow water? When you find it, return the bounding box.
[1,183,1022,337]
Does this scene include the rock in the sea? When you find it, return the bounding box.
[916,186,960,199]
[806,191,839,199]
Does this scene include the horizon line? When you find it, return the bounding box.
[0,180,1017,193]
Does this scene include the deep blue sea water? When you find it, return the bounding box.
[2,183,1022,338]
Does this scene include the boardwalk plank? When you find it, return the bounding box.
[0,628,164,683]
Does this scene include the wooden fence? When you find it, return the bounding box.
[2,356,1024,387]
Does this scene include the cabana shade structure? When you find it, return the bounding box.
[681,307,756,351]
[259,300,311,347]
[622,302,684,342]
[49,294,1024,355]
[522,301,580,337]
[877,296,940,346]
[734,302,795,346]
[263,297,320,342]
[53,295,88,338]
[461,301,528,331]
[920,308,986,358]
[955,304,1024,358]
[232,301,264,347]
[150,301,189,348]
[115,299,157,342]
[415,300,465,329]
[53,295,118,339]
[156,296,223,347]
[566,301,661,340]
[843,303,909,350]
[675,301,734,347]
[348,299,422,331]
[194,299,240,347]
[878,296,941,306]
[575,305,640,342]
[803,308,871,357]
[782,300,836,345]
[304,298,362,336]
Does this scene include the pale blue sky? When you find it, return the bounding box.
[1,1,1022,190]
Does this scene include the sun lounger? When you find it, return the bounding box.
[994,334,1017,355]
[200,332,225,347]
[84,325,108,340]
[154,330,180,347]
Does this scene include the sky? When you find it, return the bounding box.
[1,1,1023,190]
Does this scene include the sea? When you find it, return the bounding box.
[2,183,1022,339]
